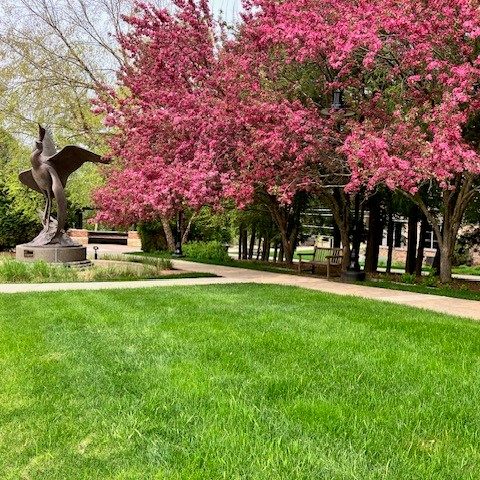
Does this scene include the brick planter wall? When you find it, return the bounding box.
[127,231,141,248]
[68,229,141,248]
[67,229,89,246]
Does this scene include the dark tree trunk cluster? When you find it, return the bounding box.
[237,230,280,262]
[234,183,465,283]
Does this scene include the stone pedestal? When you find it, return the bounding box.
[16,244,88,264]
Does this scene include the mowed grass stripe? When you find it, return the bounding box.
[0,284,479,479]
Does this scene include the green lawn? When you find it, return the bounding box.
[452,264,480,276]
[362,277,480,301]
[1,285,479,479]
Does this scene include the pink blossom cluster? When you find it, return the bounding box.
[245,0,480,193]
[94,0,334,225]
[94,0,222,225]
[94,0,480,226]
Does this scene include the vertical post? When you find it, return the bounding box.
[348,194,360,270]
[173,211,184,257]
[341,193,365,282]
[406,209,418,274]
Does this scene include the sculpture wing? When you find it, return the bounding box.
[47,145,110,187]
[19,169,43,194]
[39,124,57,157]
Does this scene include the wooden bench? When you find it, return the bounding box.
[297,247,343,278]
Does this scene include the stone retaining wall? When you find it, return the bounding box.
[68,229,89,246]
[127,231,141,248]
[68,229,141,248]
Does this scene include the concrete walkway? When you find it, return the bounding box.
[92,243,480,282]
[0,258,479,321]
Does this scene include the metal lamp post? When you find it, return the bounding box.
[332,90,344,110]
[323,89,365,282]
[172,211,184,257]
[341,193,366,282]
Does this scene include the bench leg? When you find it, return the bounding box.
[327,261,330,279]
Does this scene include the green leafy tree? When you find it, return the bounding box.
[0,130,39,248]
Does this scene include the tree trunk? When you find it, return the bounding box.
[364,194,382,274]
[278,242,284,263]
[332,222,341,248]
[439,235,455,283]
[432,247,441,275]
[242,228,248,260]
[339,224,351,271]
[352,195,364,271]
[238,227,243,260]
[405,209,418,274]
[280,237,294,264]
[181,213,196,245]
[262,235,270,261]
[256,237,262,260]
[410,173,475,282]
[325,188,351,271]
[273,242,278,262]
[248,226,256,260]
[265,192,305,265]
[160,216,175,252]
[415,216,428,277]
[385,209,394,274]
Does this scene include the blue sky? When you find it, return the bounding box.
[209,0,241,23]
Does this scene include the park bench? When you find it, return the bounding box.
[297,246,343,278]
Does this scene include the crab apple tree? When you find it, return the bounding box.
[94,0,350,263]
[248,0,480,281]
[338,0,480,282]
[194,34,351,264]
[92,0,223,250]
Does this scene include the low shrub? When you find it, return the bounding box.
[91,266,145,282]
[452,243,473,267]
[0,258,30,282]
[0,256,211,284]
[400,272,416,284]
[183,241,231,263]
[421,274,439,288]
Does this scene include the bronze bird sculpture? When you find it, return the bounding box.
[19,125,109,246]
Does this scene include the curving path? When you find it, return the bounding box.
[0,258,479,321]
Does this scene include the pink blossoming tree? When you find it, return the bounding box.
[248,0,480,281]
[93,0,222,250]
[95,0,349,263]
[195,38,348,263]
